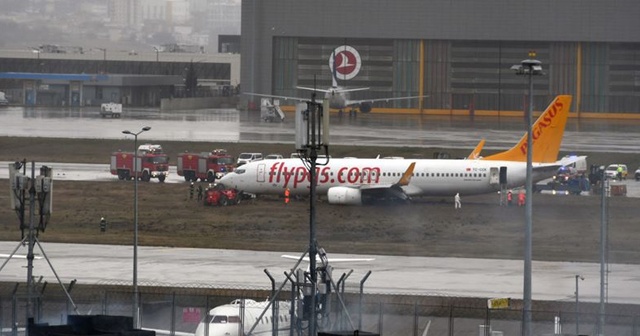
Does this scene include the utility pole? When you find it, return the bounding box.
[294,92,330,336]
[510,51,543,336]
[3,161,79,334]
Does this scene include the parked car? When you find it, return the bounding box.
[635,167,640,181]
[264,154,284,160]
[236,152,263,166]
[604,164,628,180]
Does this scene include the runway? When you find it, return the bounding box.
[2,106,640,153]
[1,242,638,305]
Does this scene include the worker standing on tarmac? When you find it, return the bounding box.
[454,193,461,209]
[284,187,291,205]
[196,184,203,201]
[507,190,513,206]
[100,217,107,233]
[189,182,194,200]
[518,190,526,206]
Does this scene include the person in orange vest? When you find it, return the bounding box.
[284,187,290,205]
[506,190,513,206]
[518,190,526,206]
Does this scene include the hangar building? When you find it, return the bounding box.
[241,0,640,117]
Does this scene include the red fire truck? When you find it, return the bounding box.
[110,144,170,182]
[177,149,235,182]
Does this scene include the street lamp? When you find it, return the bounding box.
[575,274,585,334]
[153,47,159,63]
[96,48,107,73]
[511,51,543,336]
[122,126,151,329]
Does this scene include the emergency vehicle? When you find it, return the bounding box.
[177,149,235,182]
[110,144,169,182]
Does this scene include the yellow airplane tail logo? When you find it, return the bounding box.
[483,95,572,163]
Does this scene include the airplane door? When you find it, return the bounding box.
[256,163,266,182]
[489,167,500,185]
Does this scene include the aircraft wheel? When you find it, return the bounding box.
[219,195,228,206]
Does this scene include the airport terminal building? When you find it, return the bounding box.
[241,0,640,116]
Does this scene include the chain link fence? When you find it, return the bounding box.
[1,282,640,336]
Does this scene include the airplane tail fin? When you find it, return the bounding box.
[331,50,339,88]
[467,139,485,159]
[483,95,572,163]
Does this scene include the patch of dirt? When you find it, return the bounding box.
[1,136,639,265]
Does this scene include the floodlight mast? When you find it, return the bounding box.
[295,92,330,336]
[511,51,543,336]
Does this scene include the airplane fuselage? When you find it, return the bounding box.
[325,87,349,110]
[194,300,291,336]
[220,158,553,198]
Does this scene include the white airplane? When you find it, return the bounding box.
[184,252,373,336]
[245,48,425,113]
[220,95,583,205]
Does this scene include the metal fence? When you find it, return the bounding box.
[2,284,640,336]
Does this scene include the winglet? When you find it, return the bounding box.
[483,95,572,163]
[467,139,485,159]
[398,162,416,186]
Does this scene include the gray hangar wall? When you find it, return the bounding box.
[241,0,640,114]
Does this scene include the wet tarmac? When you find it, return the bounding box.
[1,242,638,304]
[2,106,640,153]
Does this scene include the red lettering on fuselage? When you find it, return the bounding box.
[519,99,564,155]
[267,162,381,189]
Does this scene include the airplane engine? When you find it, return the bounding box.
[359,102,372,113]
[327,187,362,205]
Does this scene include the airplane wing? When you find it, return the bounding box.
[242,92,312,103]
[296,86,332,93]
[333,162,416,202]
[345,95,427,106]
[531,155,588,176]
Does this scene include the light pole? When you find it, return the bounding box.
[575,274,585,334]
[511,51,543,336]
[122,126,151,329]
[153,47,159,63]
[96,48,107,73]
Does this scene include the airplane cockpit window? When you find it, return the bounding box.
[235,169,246,174]
[208,315,240,324]
[211,315,228,323]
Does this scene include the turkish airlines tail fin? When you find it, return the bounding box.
[483,95,572,163]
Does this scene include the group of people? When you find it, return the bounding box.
[506,189,526,206]
[189,182,205,201]
[455,189,527,209]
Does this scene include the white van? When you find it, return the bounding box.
[237,153,263,166]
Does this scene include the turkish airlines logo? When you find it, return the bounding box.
[329,45,362,80]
